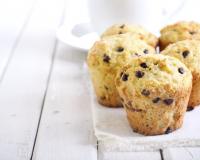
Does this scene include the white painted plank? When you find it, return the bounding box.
[32,44,97,160]
[0,0,64,159]
[0,0,35,76]
[163,147,200,160]
[98,142,161,160]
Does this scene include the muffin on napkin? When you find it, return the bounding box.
[101,24,158,48]
[87,34,156,108]
[159,21,200,50]
[161,40,200,110]
[116,54,192,135]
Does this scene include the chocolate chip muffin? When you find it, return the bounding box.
[116,54,192,135]
[159,21,200,50]
[87,34,156,108]
[161,40,200,109]
[101,24,158,48]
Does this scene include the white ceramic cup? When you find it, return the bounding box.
[88,0,186,34]
[56,0,187,51]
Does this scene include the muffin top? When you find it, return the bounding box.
[87,34,156,70]
[116,54,192,105]
[159,21,200,48]
[161,40,200,77]
[101,24,158,48]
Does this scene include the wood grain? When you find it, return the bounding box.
[32,44,97,160]
[0,0,64,159]
[163,147,200,160]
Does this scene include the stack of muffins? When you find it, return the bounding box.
[87,21,200,136]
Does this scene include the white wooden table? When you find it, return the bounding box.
[0,0,200,159]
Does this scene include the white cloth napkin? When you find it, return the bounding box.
[91,92,200,151]
[83,63,200,151]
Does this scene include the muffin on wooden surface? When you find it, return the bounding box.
[116,54,192,135]
[159,21,200,50]
[161,40,200,109]
[101,24,158,48]
[87,34,156,108]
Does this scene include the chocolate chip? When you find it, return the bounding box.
[165,127,172,134]
[189,31,196,35]
[182,50,189,58]
[187,106,194,112]
[118,31,123,34]
[116,47,124,52]
[135,53,140,56]
[141,89,150,96]
[152,97,161,103]
[120,24,125,29]
[143,49,149,54]
[122,74,129,81]
[103,54,110,63]
[178,67,184,74]
[104,86,108,90]
[135,71,145,78]
[140,62,148,68]
[163,99,174,105]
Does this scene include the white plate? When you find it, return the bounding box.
[56,23,99,51]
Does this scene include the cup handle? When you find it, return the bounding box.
[71,22,94,37]
[56,22,99,51]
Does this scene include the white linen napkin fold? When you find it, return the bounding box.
[84,63,200,151]
[91,92,200,151]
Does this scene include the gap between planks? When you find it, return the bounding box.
[163,147,200,160]
[30,40,58,160]
[30,0,66,158]
[0,0,65,159]
[31,45,97,160]
[31,0,97,159]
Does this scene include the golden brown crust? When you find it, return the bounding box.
[116,54,192,135]
[159,21,200,50]
[97,97,123,108]
[93,80,122,108]
[161,40,200,108]
[188,73,200,107]
[87,34,156,108]
[101,24,158,48]
[159,39,168,51]
[125,86,191,135]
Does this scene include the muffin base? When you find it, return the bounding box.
[188,75,200,108]
[126,108,183,136]
[97,97,122,108]
[93,84,123,108]
[122,86,192,136]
